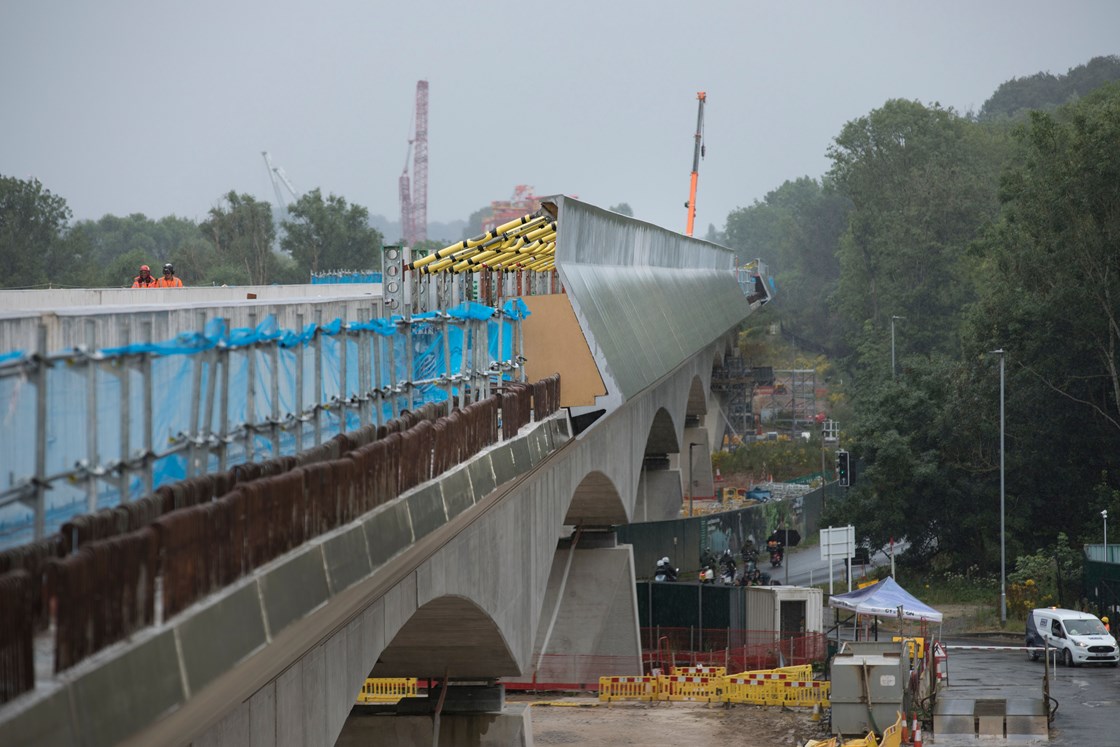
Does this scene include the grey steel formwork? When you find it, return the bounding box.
[548,196,754,410]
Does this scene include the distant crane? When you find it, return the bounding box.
[399,80,429,247]
[261,151,300,223]
[684,91,706,237]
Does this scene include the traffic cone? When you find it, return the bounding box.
[810,702,821,722]
[901,712,910,743]
[913,718,923,747]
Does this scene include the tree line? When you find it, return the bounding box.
[0,184,384,289]
[721,55,1120,580]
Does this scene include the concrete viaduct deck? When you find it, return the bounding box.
[0,197,769,746]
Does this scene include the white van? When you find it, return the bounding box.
[1026,608,1118,667]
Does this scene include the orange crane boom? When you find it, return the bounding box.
[685,91,706,237]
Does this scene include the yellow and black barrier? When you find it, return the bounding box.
[598,665,829,708]
[356,677,419,703]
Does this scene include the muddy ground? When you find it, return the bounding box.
[518,695,827,746]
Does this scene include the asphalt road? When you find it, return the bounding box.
[936,638,1119,746]
[779,542,897,589]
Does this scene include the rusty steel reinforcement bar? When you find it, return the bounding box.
[0,374,561,698]
[0,570,35,705]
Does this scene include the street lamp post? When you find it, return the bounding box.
[992,348,1007,625]
[1103,510,1109,562]
[890,316,905,378]
[688,442,700,517]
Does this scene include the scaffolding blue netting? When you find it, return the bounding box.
[0,299,530,548]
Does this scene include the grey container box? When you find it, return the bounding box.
[830,650,908,736]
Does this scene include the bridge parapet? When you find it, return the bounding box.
[0,408,570,746]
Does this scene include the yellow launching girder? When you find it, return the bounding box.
[409,212,558,275]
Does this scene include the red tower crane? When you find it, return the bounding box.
[399,80,429,247]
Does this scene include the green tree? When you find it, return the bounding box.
[827,99,1009,362]
[0,175,72,288]
[201,192,277,284]
[281,189,382,276]
[959,83,1120,554]
[725,177,850,354]
[72,213,209,286]
[979,55,1120,122]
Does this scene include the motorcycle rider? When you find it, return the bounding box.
[654,557,678,582]
[741,540,757,565]
[699,546,717,583]
[767,537,784,568]
[719,549,737,584]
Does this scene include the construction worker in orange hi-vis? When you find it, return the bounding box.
[155,263,184,287]
[1104,616,1111,634]
[132,265,156,287]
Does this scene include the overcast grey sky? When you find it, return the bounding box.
[2,1,1118,238]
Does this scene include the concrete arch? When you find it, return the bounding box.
[373,595,517,679]
[644,407,680,456]
[563,469,625,526]
[685,374,708,420]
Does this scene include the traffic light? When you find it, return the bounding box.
[837,450,850,487]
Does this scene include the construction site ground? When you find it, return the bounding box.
[519,603,999,746]
[518,695,826,746]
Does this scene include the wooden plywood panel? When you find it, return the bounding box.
[522,294,606,408]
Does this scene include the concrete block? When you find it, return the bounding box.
[467,455,496,500]
[525,428,546,465]
[933,698,977,735]
[322,524,373,594]
[536,421,555,455]
[406,483,447,541]
[2,688,80,747]
[551,417,571,442]
[1005,697,1048,736]
[260,546,331,636]
[177,580,269,694]
[363,501,414,568]
[489,444,518,487]
[71,629,185,747]
[509,436,532,475]
[440,466,474,519]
